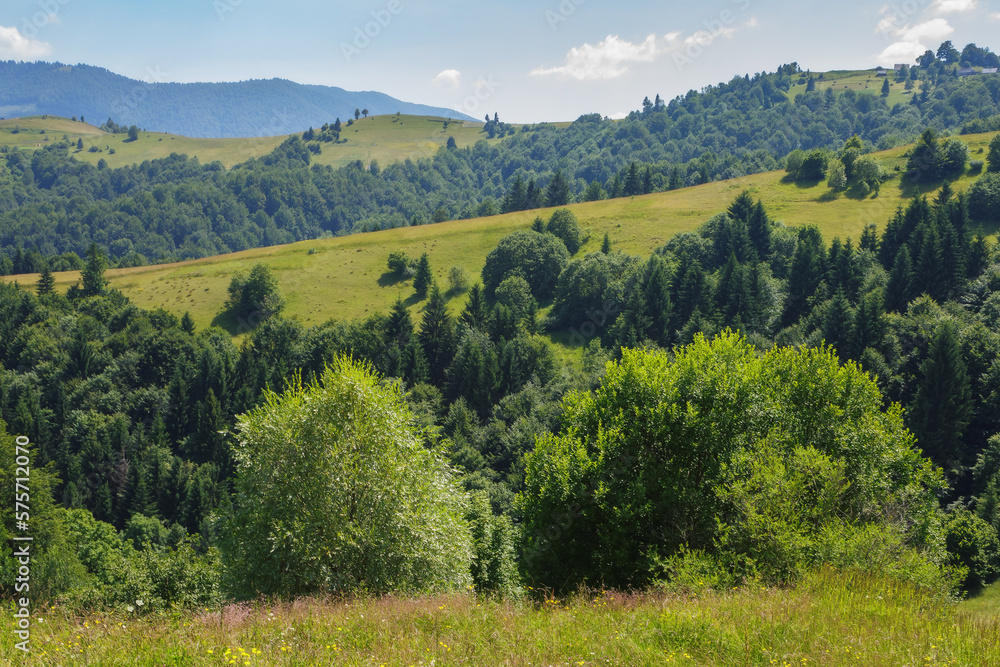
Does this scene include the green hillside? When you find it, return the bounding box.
[787,68,915,107]
[5,130,996,333]
[0,114,490,169]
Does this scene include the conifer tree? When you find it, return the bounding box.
[399,337,430,386]
[747,200,772,258]
[911,320,972,472]
[36,265,55,296]
[81,243,108,297]
[885,245,915,312]
[644,255,673,346]
[181,311,196,335]
[850,290,886,358]
[420,283,456,386]
[822,290,854,359]
[782,226,825,326]
[460,284,488,331]
[546,169,571,207]
[916,222,945,301]
[600,233,612,254]
[412,253,432,298]
[386,298,414,347]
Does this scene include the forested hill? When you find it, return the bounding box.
[0,61,476,137]
[2,55,1000,269]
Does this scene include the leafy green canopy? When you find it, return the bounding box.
[520,332,945,590]
[222,356,472,598]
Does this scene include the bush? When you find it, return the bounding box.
[549,251,640,330]
[221,357,473,598]
[481,231,570,300]
[467,492,522,597]
[945,507,1000,592]
[494,275,534,319]
[968,173,1000,223]
[520,333,946,590]
[546,209,583,254]
[226,263,284,321]
[798,151,828,181]
[447,266,469,294]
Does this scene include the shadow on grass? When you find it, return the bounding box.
[787,176,825,189]
[816,190,839,203]
[210,309,245,335]
[378,271,408,288]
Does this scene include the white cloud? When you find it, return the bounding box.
[878,40,929,63]
[901,17,954,42]
[991,11,1000,20]
[432,69,462,88]
[531,34,657,80]
[877,17,954,64]
[0,25,52,59]
[934,0,976,13]
[532,20,753,81]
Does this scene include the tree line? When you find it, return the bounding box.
[4,56,1000,272]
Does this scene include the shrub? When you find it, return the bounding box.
[546,209,583,254]
[481,231,570,300]
[520,333,946,590]
[968,173,1000,223]
[447,266,470,294]
[221,357,473,598]
[467,492,522,597]
[226,263,284,320]
[945,507,1000,592]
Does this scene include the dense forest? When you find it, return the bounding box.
[0,61,475,137]
[3,42,1000,611]
[4,53,1000,272]
[4,157,1000,605]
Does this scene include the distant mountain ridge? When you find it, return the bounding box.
[0,61,476,138]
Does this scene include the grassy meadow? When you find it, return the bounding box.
[2,569,999,666]
[786,68,917,108]
[0,114,490,170]
[3,130,996,339]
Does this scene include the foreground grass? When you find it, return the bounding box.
[3,569,999,666]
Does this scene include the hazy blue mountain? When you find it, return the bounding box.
[0,61,477,137]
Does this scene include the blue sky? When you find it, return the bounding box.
[2,0,999,124]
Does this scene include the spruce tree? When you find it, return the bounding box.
[911,320,972,472]
[81,243,108,297]
[885,246,915,312]
[36,265,55,296]
[181,311,196,335]
[386,298,414,347]
[600,233,612,254]
[419,283,456,386]
[460,284,488,331]
[916,222,945,301]
[412,253,432,298]
[644,255,673,346]
[611,283,651,349]
[822,290,854,359]
[850,290,886,358]
[503,175,527,213]
[399,337,430,386]
[546,169,571,207]
[747,200,772,259]
[782,226,825,326]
